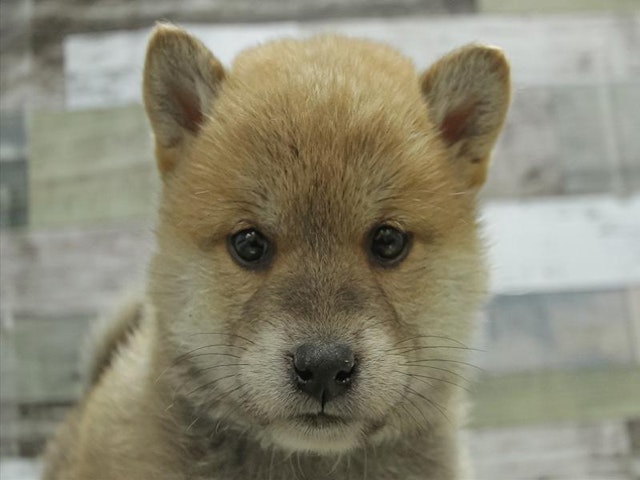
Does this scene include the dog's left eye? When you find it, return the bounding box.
[369,225,410,266]
[228,228,271,268]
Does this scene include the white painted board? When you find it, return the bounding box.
[64,14,640,109]
[484,194,640,294]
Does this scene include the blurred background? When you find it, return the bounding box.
[1,1,639,479]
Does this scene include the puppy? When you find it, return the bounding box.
[43,24,510,480]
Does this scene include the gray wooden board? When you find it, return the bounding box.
[611,83,640,193]
[476,289,637,373]
[0,159,28,228]
[0,225,153,317]
[0,112,28,228]
[468,418,638,479]
[0,0,31,110]
[0,112,26,164]
[482,83,640,198]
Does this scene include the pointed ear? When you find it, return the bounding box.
[420,44,510,189]
[143,24,226,175]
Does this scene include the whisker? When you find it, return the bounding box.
[186,415,200,433]
[403,358,484,371]
[203,383,245,412]
[399,364,471,383]
[390,334,469,348]
[183,343,248,350]
[355,316,386,336]
[390,386,430,427]
[212,387,251,435]
[186,373,240,398]
[389,345,484,356]
[395,370,471,393]
[327,452,343,476]
[171,344,245,365]
[199,363,249,373]
[188,352,242,360]
[362,443,367,480]
[404,385,450,425]
[157,351,243,382]
[172,362,249,395]
[187,332,256,345]
[175,352,242,366]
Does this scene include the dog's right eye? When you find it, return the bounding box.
[228,229,271,268]
[369,225,411,266]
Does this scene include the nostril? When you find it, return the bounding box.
[334,357,356,384]
[334,369,352,384]
[295,367,313,383]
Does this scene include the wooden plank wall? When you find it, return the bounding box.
[1,9,639,479]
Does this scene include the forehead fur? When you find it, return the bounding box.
[162,35,475,246]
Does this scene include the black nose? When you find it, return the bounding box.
[292,343,356,404]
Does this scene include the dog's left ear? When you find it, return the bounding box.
[143,24,226,175]
[421,45,510,189]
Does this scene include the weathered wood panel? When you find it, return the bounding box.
[478,0,639,13]
[0,314,90,404]
[65,15,640,109]
[0,0,31,110]
[0,112,28,228]
[469,419,638,480]
[478,290,636,373]
[28,106,158,227]
[629,288,640,364]
[481,82,640,198]
[471,367,640,428]
[483,195,640,294]
[0,458,42,480]
[611,83,640,192]
[0,225,152,317]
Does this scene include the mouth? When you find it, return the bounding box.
[270,413,364,453]
[294,413,347,428]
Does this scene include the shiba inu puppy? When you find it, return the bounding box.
[43,23,510,480]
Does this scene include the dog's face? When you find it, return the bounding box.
[144,26,510,453]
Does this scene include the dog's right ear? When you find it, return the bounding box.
[143,24,225,175]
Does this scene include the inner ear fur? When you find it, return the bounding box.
[143,23,226,175]
[420,44,511,189]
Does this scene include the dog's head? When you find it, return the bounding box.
[143,25,510,454]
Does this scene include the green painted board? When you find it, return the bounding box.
[470,367,640,428]
[479,0,640,13]
[0,314,92,404]
[28,105,159,227]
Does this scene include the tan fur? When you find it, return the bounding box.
[43,23,510,480]
[82,294,145,387]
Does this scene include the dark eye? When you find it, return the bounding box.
[228,229,271,268]
[369,225,410,266]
